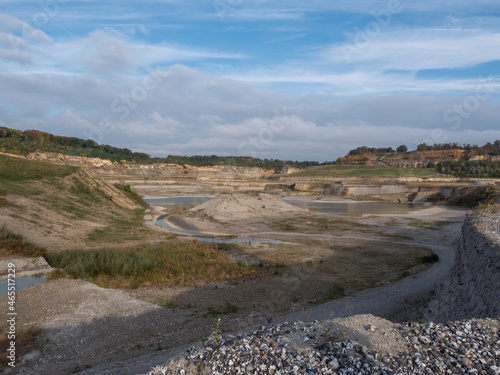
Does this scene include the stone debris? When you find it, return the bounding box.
[145,318,499,375]
[477,207,500,243]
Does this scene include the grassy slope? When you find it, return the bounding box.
[0,154,257,289]
[290,164,437,177]
[0,154,77,196]
[0,154,152,248]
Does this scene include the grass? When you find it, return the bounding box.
[0,154,77,196]
[406,219,456,230]
[271,221,297,231]
[204,303,239,317]
[319,284,347,303]
[45,241,256,288]
[271,216,396,237]
[317,242,436,296]
[0,225,46,257]
[0,154,77,182]
[290,164,436,178]
[0,197,13,207]
[87,209,150,243]
[114,184,148,208]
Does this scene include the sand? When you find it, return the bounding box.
[188,193,306,222]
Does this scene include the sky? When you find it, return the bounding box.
[0,1,499,161]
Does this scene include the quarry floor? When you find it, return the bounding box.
[0,194,467,375]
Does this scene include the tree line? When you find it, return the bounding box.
[0,127,327,170]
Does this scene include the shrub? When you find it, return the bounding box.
[0,226,46,257]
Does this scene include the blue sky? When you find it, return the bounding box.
[1,0,499,161]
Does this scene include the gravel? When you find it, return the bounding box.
[476,208,500,243]
[145,318,499,375]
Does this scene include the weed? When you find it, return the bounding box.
[322,328,346,343]
[45,241,255,289]
[207,317,223,346]
[46,268,67,281]
[0,225,46,257]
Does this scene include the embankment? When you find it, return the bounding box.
[425,207,500,322]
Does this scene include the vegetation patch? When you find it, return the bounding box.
[45,241,255,288]
[0,154,76,182]
[271,220,298,232]
[0,226,46,257]
[114,184,148,208]
[290,164,436,178]
[204,303,239,317]
[418,252,439,264]
[406,219,456,230]
[0,197,13,208]
[319,284,347,303]
[87,209,150,243]
[0,154,77,197]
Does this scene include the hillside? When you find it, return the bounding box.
[0,154,149,250]
[2,126,500,178]
[0,126,318,170]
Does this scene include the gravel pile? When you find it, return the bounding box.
[477,208,500,242]
[145,318,499,375]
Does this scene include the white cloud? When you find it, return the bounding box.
[324,30,500,71]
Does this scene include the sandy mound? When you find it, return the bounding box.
[188,193,306,222]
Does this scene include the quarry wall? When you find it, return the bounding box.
[425,208,500,322]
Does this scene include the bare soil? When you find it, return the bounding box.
[0,192,467,374]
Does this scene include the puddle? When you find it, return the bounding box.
[0,275,47,295]
[284,199,427,216]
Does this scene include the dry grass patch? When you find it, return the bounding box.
[317,241,437,294]
[45,241,256,289]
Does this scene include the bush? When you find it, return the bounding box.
[0,226,46,257]
[418,253,439,264]
[114,184,148,208]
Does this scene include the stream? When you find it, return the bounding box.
[0,275,47,295]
